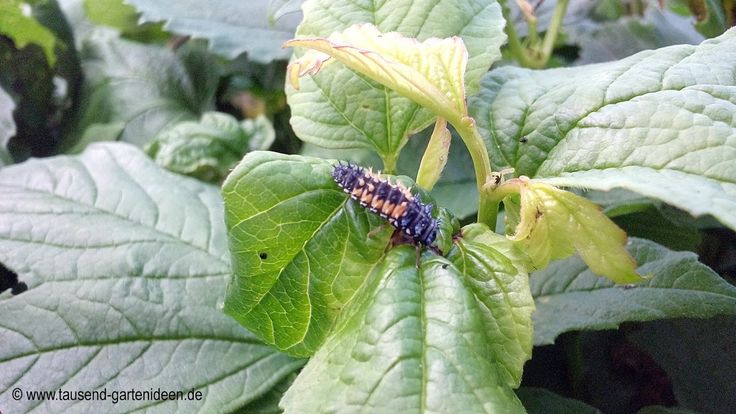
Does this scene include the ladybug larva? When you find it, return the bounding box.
[332,163,439,246]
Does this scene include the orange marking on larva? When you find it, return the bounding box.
[395,182,413,199]
[371,195,384,210]
[361,190,374,204]
[381,201,395,216]
[351,185,364,198]
[391,201,408,219]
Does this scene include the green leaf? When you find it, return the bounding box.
[287,24,470,122]
[582,188,656,217]
[286,0,505,168]
[83,0,167,41]
[146,112,275,183]
[516,387,603,414]
[222,152,392,357]
[238,372,297,414]
[73,32,218,147]
[470,28,736,231]
[629,316,736,413]
[280,246,526,414]
[571,8,704,65]
[447,224,535,387]
[268,0,303,23]
[504,178,643,284]
[0,0,56,65]
[242,114,277,151]
[611,205,702,252]
[0,86,15,165]
[0,143,303,413]
[125,0,301,63]
[531,238,736,345]
[65,121,125,154]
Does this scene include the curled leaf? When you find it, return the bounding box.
[285,23,468,122]
[416,118,451,191]
[504,177,643,284]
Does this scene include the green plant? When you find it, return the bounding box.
[1,0,735,413]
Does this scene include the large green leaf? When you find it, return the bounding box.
[531,238,736,345]
[447,224,535,387]
[83,0,167,41]
[0,143,302,413]
[0,86,15,165]
[280,247,526,413]
[470,28,736,230]
[287,0,506,168]
[286,24,470,123]
[222,152,392,357]
[571,8,704,64]
[72,32,218,148]
[126,0,301,63]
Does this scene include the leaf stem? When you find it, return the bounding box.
[451,116,497,227]
[500,0,570,68]
[382,153,397,174]
[539,0,569,65]
[499,0,538,68]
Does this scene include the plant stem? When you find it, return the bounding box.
[499,0,538,68]
[500,0,570,68]
[452,116,497,227]
[381,153,397,174]
[538,0,569,66]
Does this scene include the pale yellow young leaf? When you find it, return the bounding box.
[285,23,468,122]
[507,177,643,284]
[416,118,451,191]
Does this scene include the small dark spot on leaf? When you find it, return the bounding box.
[259,252,268,260]
[0,261,25,296]
[621,284,637,290]
[441,264,448,269]
[520,136,528,143]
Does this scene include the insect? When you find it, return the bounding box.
[332,163,438,247]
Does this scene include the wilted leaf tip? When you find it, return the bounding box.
[501,177,644,284]
[285,46,332,90]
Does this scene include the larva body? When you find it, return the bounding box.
[332,163,438,246]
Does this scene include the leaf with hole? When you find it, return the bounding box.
[0,143,302,413]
